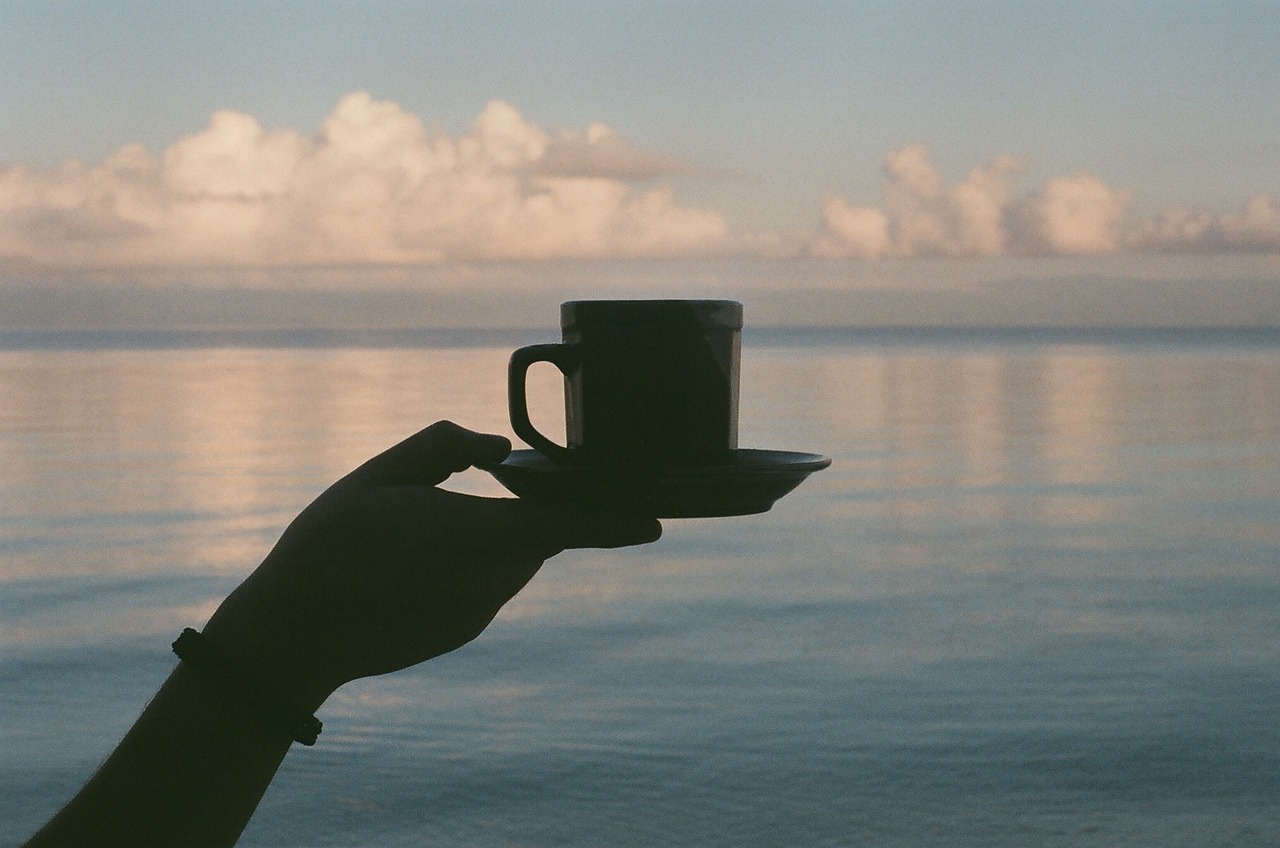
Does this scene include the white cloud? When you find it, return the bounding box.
[885,144,1025,257]
[1013,171,1131,255]
[813,144,1134,259]
[812,143,1280,259]
[0,93,730,270]
[810,195,890,259]
[812,143,1024,258]
[1128,194,1280,253]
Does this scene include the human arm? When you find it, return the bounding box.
[24,421,661,847]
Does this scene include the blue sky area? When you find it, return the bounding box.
[1,1,1277,326]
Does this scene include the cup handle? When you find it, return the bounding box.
[508,343,578,464]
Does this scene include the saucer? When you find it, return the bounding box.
[488,449,832,518]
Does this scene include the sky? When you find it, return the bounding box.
[1,1,1278,325]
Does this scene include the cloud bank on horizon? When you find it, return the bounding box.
[2,92,1278,273]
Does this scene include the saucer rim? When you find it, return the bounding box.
[494,447,832,477]
[487,448,831,518]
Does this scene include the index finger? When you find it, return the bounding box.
[354,421,512,487]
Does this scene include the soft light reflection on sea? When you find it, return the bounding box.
[2,331,1278,846]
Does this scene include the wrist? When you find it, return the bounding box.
[201,584,342,715]
[172,629,324,746]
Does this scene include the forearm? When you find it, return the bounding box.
[24,661,297,848]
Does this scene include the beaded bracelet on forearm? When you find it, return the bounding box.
[171,628,322,746]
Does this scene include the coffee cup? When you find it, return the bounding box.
[508,300,743,467]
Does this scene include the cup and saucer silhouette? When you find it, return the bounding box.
[488,300,830,518]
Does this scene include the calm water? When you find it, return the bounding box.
[2,329,1278,847]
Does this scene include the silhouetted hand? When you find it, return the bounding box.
[23,422,661,848]
[202,420,662,710]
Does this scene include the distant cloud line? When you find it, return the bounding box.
[1,92,1277,272]
[813,144,1280,259]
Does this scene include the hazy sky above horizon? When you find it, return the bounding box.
[2,0,1278,288]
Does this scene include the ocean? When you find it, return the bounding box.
[2,327,1278,847]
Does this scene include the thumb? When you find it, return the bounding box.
[354,420,512,487]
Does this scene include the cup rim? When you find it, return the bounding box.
[560,299,742,330]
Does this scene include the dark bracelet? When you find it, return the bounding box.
[172,628,322,746]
